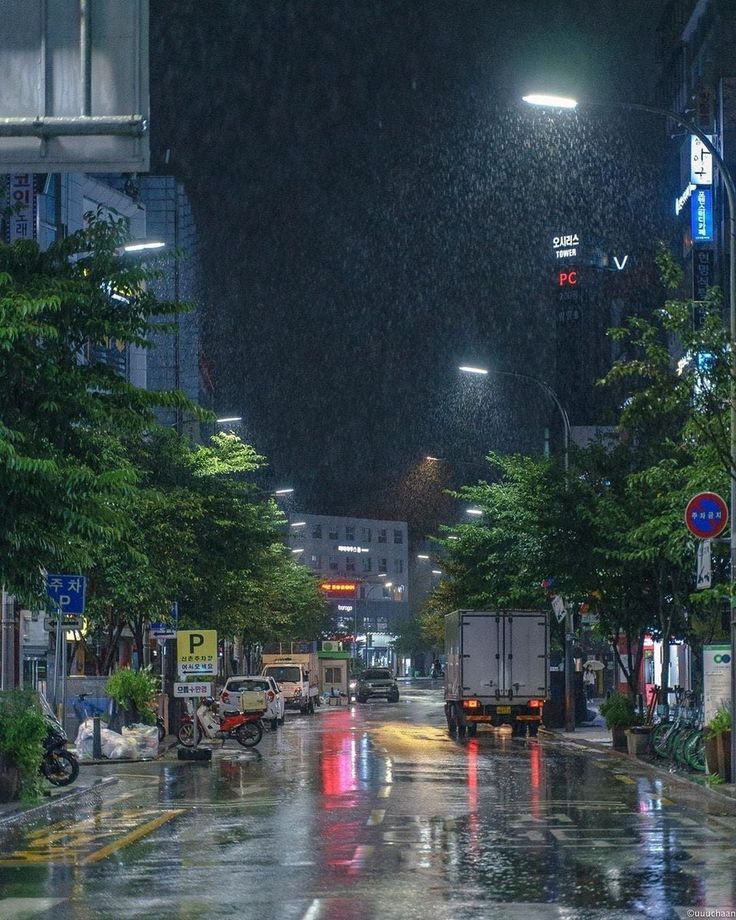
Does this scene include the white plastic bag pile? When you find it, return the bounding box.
[74,719,158,760]
[122,723,159,759]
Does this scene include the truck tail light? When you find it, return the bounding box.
[267,690,275,702]
[462,699,482,711]
[529,699,543,709]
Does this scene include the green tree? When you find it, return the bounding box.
[0,217,195,600]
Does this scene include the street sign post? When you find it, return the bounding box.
[45,574,86,713]
[696,540,713,590]
[176,630,217,676]
[44,574,86,614]
[176,629,217,750]
[173,681,213,698]
[685,492,729,539]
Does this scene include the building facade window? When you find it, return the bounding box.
[311,522,322,539]
[345,556,355,572]
[394,558,404,574]
[363,617,376,631]
[324,666,343,684]
[329,525,338,540]
[378,528,387,543]
[394,529,403,544]
[382,586,392,599]
[377,617,388,632]
[345,525,355,541]
[361,526,372,542]
[310,554,322,568]
[362,556,372,573]
[378,558,388,574]
[329,555,339,571]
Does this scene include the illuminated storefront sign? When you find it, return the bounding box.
[675,182,696,215]
[337,545,370,554]
[558,269,578,287]
[691,135,714,186]
[691,187,714,242]
[337,604,354,613]
[320,581,358,598]
[552,233,579,259]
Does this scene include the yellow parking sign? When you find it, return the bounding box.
[176,629,217,676]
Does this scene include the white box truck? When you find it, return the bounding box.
[261,652,320,714]
[444,610,549,736]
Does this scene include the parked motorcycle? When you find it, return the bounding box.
[38,693,80,787]
[178,698,263,748]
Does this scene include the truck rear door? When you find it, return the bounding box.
[505,612,548,700]
[461,614,502,697]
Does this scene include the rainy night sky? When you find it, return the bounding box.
[149,1,670,531]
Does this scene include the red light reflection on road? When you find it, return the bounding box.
[318,710,365,877]
[466,737,480,856]
[529,741,542,818]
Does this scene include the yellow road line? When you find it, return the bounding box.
[367,809,385,826]
[612,774,636,785]
[80,809,185,865]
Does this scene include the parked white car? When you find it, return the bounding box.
[219,675,285,729]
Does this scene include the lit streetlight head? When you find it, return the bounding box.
[417,554,430,560]
[290,521,306,527]
[216,416,242,424]
[466,508,483,516]
[274,488,294,496]
[522,93,578,110]
[431,570,443,575]
[121,239,166,253]
[425,455,442,462]
[459,365,488,375]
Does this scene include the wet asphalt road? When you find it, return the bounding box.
[1,682,736,920]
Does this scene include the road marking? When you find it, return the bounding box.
[0,899,67,918]
[300,900,322,920]
[367,809,385,826]
[613,774,636,784]
[81,809,184,864]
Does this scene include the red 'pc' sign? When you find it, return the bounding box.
[685,492,729,539]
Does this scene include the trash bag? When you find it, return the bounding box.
[122,723,159,759]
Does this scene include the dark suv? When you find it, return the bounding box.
[355,668,399,703]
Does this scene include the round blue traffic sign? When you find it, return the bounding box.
[685,492,728,539]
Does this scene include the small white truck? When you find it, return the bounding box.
[444,609,549,737]
[261,652,320,715]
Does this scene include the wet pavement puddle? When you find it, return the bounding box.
[0,806,185,865]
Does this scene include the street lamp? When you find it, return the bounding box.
[525,91,736,753]
[459,362,575,728]
[458,365,571,476]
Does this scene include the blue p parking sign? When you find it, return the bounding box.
[45,574,86,614]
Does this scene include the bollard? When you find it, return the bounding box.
[93,716,102,760]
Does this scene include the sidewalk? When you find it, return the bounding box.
[539,722,736,806]
[0,775,119,827]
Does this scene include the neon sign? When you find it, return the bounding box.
[320,581,358,598]
[337,545,370,554]
[558,270,578,287]
[691,187,714,242]
[552,233,579,260]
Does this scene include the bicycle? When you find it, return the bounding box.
[650,687,706,772]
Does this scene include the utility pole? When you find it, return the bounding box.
[0,588,15,691]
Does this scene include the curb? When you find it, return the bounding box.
[537,727,736,807]
[0,775,119,827]
[77,736,179,766]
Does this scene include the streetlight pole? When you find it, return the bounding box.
[459,364,575,729]
[524,93,736,765]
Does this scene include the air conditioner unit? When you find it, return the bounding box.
[322,641,342,652]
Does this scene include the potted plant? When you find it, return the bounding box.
[705,706,732,781]
[0,690,48,802]
[105,667,160,732]
[599,691,642,751]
